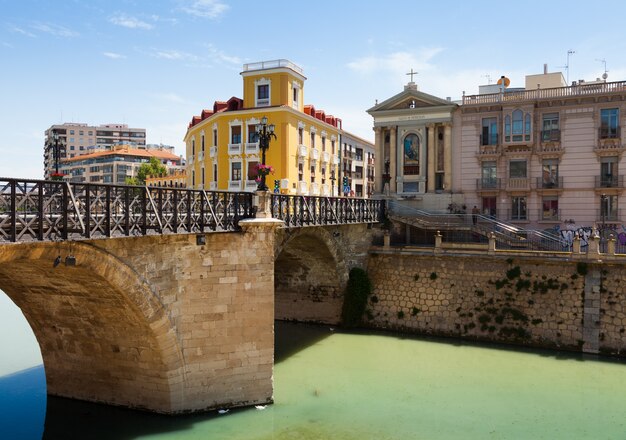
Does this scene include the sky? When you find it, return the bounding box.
[2,0,626,179]
[0,0,626,373]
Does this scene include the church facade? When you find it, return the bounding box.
[367,81,458,211]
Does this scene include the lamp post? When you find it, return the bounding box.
[601,193,608,238]
[255,116,276,191]
[48,129,64,180]
[330,168,336,197]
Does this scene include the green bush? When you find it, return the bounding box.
[341,267,373,327]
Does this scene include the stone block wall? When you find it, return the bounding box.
[366,252,626,354]
[274,224,381,325]
[0,218,279,414]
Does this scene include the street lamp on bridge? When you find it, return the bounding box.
[330,168,336,197]
[255,116,277,191]
[47,129,65,180]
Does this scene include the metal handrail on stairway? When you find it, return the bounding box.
[387,200,569,252]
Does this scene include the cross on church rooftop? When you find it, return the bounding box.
[406,68,418,83]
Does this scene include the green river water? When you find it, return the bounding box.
[38,321,626,439]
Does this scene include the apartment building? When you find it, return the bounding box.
[184,59,373,196]
[44,123,146,179]
[457,68,626,234]
[59,144,182,184]
[340,132,375,197]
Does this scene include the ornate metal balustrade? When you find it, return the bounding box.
[0,178,254,243]
[271,194,384,228]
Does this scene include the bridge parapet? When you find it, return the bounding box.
[271,194,384,228]
[0,177,254,243]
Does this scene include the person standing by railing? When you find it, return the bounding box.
[472,206,479,225]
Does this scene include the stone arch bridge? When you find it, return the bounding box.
[0,178,383,413]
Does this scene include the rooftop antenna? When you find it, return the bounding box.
[560,49,576,84]
[596,58,609,81]
[482,74,492,85]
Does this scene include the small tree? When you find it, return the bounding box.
[126,157,167,186]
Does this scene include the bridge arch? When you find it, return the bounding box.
[274,227,350,324]
[0,241,184,413]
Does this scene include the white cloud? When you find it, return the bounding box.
[2,41,14,48]
[205,43,240,65]
[347,48,444,77]
[8,25,36,38]
[103,52,126,59]
[109,14,154,30]
[179,0,229,19]
[30,22,79,37]
[152,49,199,61]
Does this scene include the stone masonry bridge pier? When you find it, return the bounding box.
[0,178,384,413]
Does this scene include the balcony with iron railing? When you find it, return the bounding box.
[600,126,621,140]
[332,155,340,165]
[480,133,499,146]
[536,176,564,191]
[541,129,561,142]
[463,80,626,106]
[476,177,501,192]
[595,127,623,157]
[298,144,307,157]
[597,208,622,223]
[322,151,330,163]
[209,146,217,158]
[595,174,624,189]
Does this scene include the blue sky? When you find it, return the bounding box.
[2,0,626,180]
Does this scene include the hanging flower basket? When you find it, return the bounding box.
[50,172,65,181]
[254,164,275,183]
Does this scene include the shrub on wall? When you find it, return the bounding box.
[341,267,372,327]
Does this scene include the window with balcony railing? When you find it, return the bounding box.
[481,117,498,145]
[600,108,620,139]
[541,113,560,141]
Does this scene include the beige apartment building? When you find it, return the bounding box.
[341,132,375,197]
[59,144,183,184]
[457,69,626,238]
[44,123,146,179]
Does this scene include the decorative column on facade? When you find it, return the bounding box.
[389,126,397,193]
[427,124,436,193]
[443,123,452,192]
[374,127,384,194]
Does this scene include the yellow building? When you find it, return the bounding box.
[184,59,345,196]
[145,170,187,188]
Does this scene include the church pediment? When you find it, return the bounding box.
[367,85,456,114]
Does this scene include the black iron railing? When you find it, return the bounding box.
[271,194,384,227]
[0,178,254,243]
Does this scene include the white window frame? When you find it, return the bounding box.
[255,77,271,107]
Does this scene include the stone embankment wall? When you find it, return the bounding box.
[366,251,626,355]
